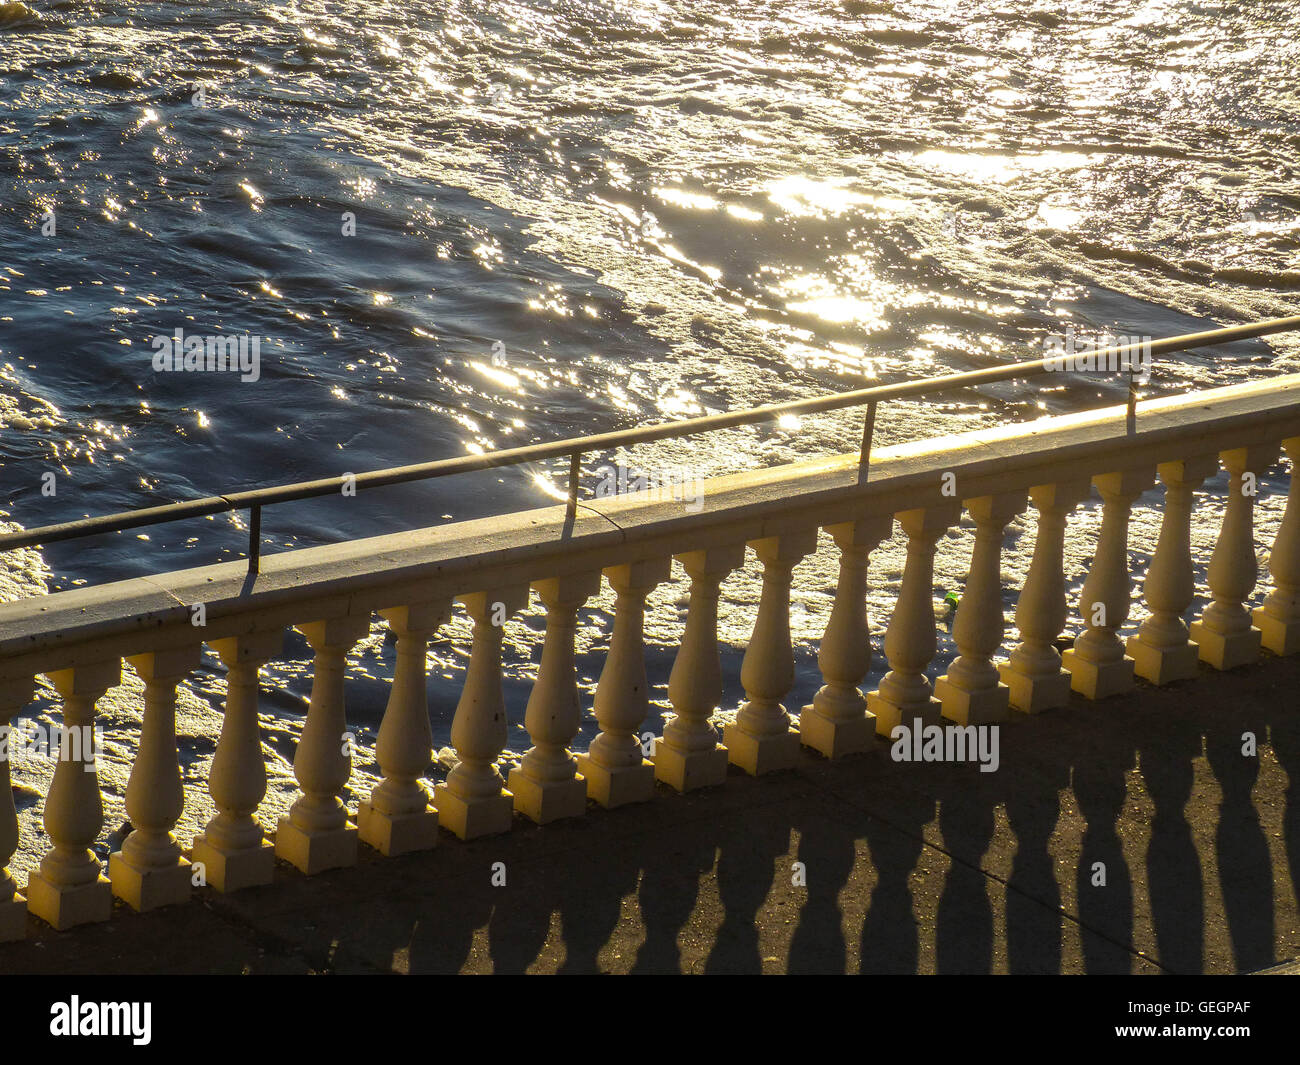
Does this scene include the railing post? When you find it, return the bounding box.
[193,631,283,892]
[358,601,450,855]
[999,482,1089,712]
[1255,435,1300,654]
[1062,469,1153,699]
[1,676,34,942]
[276,616,370,874]
[725,530,819,774]
[1126,458,1216,684]
[509,573,600,823]
[248,504,261,576]
[1191,445,1278,669]
[868,505,960,735]
[110,646,201,912]
[25,660,120,930]
[566,451,582,521]
[435,587,528,838]
[857,400,878,482]
[800,518,891,758]
[579,559,670,806]
[1126,366,1138,435]
[655,545,746,790]
[936,492,1027,725]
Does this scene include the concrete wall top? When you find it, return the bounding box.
[3,373,1299,677]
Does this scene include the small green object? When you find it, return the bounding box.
[940,590,959,633]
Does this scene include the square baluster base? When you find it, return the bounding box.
[867,693,941,738]
[24,873,112,931]
[1189,622,1261,671]
[274,819,358,875]
[934,677,1010,726]
[722,724,800,776]
[432,785,514,839]
[998,664,1072,715]
[1252,608,1299,656]
[1061,650,1135,700]
[108,852,192,912]
[1248,608,1300,657]
[798,709,874,760]
[575,756,656,808]
[190,835,275,893]
[506,770,588,824]
[0,896,26,942]
[357,802,440,856]
[1126,636,1200,686]
[651,742,729,792]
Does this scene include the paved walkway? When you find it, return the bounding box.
[4,653,1300,974]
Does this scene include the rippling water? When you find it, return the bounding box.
[1,1,1299,865]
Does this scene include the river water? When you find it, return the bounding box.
[1,0,1298,873]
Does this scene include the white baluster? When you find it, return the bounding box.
[434,587,528,839]
[192,631,282,892]
[1191,445,1278,669]
[1062,470,1152,698]
[655,545,745,789]
[109,647,201,911]
[509,573,600,823]
[0,675,33,941]
[800,519,891,758]
[936,493,1026,725]
[578,559,669,806]
[276,616,370,874]
[725,531,818,775]
[25,661,119,930]
[868,505,959,736]
[358,601,449,855]
[999,482,1088,713]
[1126,458,1216,684]
[1255,436,1300,655]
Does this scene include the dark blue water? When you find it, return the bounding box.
[4,0,1297,594]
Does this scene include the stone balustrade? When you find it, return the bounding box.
[2,374,1300,934]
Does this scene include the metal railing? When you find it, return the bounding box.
[2,315,1299,576]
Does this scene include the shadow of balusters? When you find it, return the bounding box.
[934,763,1000,974]
[482,830,655,974]
[1137,702,1205,974]
[1271,713,1300,929]
[1205,705,1275,973]
[786,801,865,974]
[1070,711,1138,973]
[631,815,719,974]
[486,845,560,974]
[859,785,935,974]
[402,854,498,974]
[1003,718,1070,974]
[555,822,645,974]
[704,801,794,974]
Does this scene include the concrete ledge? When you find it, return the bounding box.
[4,376,1300,679]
